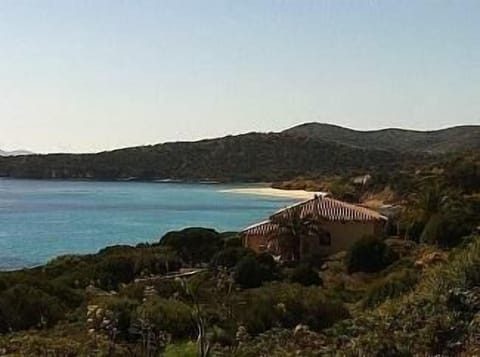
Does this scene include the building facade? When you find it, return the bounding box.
[241,195,387,258]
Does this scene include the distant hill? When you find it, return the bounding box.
[0,133,410,181]
[0,149,33,157]
[0,123,477,182]
[283,123,480,153]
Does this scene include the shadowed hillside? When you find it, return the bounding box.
[0,133,406,181]
[1,123,478,181]
[283,123,480,153]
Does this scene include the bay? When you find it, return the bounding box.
[0,179,295,270]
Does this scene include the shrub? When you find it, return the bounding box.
[233,282,349,334]
[289,264,322,286]
[137,297,194,338]
[159,228,223,265]
[94,255,136,290]
[363,268,419,307]
[221,234,242,248]
[301,252,327,269]
[346,236,398,274]
[434,214,474,248]
[99,296,139,338]
[210,247,253,269]
[0,284,65,332]
[234,255,279,289]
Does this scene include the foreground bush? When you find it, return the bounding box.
[233,282,349,334]
[0,284,65,332]
[137,297,194,338]
[363,267,419,307]
[234,254,279,289]
[159,228,223,265]
[346,235,398,274]
[210,247,253,269]
[289,264,322,286]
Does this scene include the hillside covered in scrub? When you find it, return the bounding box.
[0,151,478,356]
[284,123,480,153]
[1,123,479,182]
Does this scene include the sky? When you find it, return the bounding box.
[0,0,479,153]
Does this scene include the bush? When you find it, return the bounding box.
[159,228,223,266]
[289,264,322,286]
[0,284,65,332]
[210,247,253,269]
[137,297,194,338]
[94,255,136,290]
[234,255,278,289]
[222,234,242,248]
[300,252,327,269]
[434,214,474,248]
[234,282,349,334]
[363,268,419,307]
[346,236,398,274]
[99,296,139,338]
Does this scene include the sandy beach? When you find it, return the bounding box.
[221,187,325,200]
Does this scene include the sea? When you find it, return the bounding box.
[0,179,296,270]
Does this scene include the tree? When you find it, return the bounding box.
[346,236,398,274]
[289,264,322,286]
[405,180,473,246]
[234,255,277,289]
[269,205,330,262]
[159,228,223,266]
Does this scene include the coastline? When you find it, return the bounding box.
[220,187,325,200]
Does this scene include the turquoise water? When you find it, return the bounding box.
[0,179,295,270]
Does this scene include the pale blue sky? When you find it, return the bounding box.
[0,0,479,153]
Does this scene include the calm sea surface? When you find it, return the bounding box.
[0,179,296,270]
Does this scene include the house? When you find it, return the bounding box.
[241,195,387,257]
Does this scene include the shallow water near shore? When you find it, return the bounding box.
[0,179,296,270]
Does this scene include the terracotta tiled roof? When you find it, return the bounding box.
[271,195,387,222]
[241,220,280,237]
[242,195,386,236]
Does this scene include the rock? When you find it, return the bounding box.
[415,251,447,268]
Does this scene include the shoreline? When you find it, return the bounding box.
[221,187,325,200]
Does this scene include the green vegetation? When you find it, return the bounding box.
[288,264,322,286]
[346,235,398,273]
[233,254,279,289]
[0,140,478,355]
[284,123,480,153]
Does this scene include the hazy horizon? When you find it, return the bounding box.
[1,1,479,153]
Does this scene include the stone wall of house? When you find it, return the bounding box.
[242,234,270,253]
[320,221,380,254]
[243,220,385,257]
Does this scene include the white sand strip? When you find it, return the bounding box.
[221,187,326,200]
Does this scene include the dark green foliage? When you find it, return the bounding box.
[100,296,139,338]
[300,252,327,269]
[223,235,242,248]
[1,124,477,182]
[363,268,419,307]
[210,247,253,269]
[445,154,480,193]
[137,297,194,338]
[94,255,136,291]
[234,282,350,334]
[159,227,223,265]
[347,236,398,274]
[0,131,409,182]
[233,255,278,289]
[289,264,322,286]
[284,123,480,153]
[0,284,65,332]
